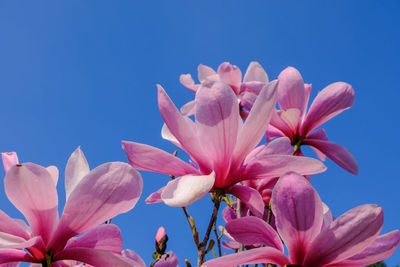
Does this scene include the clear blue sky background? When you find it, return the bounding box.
[0,1,399,266]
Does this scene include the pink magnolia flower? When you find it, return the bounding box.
[179,61,269,118]
[123,80,326,209]
[0,149,143,267]
[267,67,358,174]
[203,173,399,267]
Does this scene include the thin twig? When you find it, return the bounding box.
[197,192,222,266]
[213,224,222,256]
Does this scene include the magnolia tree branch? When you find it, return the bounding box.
[197,192,222,266]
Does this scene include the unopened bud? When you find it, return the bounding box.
[155,226,168,254]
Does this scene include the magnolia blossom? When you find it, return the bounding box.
[179,61,269,118]
[123,79,326,209]
[267,67,358,174]
[0,149,143,266]
[203,173,399,267]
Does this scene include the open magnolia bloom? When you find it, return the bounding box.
[267,66,358,174]
[179,61,269,118]
[123,79,327,209]
[203,173,399,267]
[0,149,143,266]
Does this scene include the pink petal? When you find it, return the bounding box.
[277,67,307,114]
[202,247,290,267]
[304,204,384,266]
[279,108,301,133]
[226,217,283,251]
[269,110,295,140]
[180,100,196,116]
[217,62,242,94]
[241,154,326,180]
[243,61,268,83]
[322,202,334,230]
[64,224,122,254]
[271,172,323,265]
[179,74,199,92]
[232,81,278,169]
[265,124,285,141]
[0,249,35,264]
[161,172,215,207]
[301,82,355,135]
[65,147,90,200]
[195,81,239,185]
[239,91,257,111]
[0,233,41,249]
[303,138,358,174]
[1,152,19,173]
[198,64,217,82]
[145,186,165,204]
[225,185,265,218]
[55,248,136,266]
[122,249,146,267]
[157,84,210,172]
[161,123,182,148]
[0,210,30,239]
[5,163,58,245]
[51,162,142,250]
[46,166,59,186]
[122,141,198,177]
[329,230,399,267]
[153,251,179,267]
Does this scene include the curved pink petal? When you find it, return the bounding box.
[179,74,199,92]
[225,185,265,218]
[5,163,58,245]
[64,224,122,254]
[195,81,239,185]
[52,162,142,250]
[265,124,285,141]
[0,233,40,249]
[122,141,198,177]
[277,67,306,114]
[244,137,292,166]
[304,204,384,266]
[328,230,399,267]
[217,62,242,94]
[269,110,295,140]
[180,100,195,116]
[122,249,146,267]
[198,64,217,82]
[279,108,301,133]
[161,172,215,207]
[226,217,283,251]
[157,84,210,172]
[0,210,30,239]
[161,123,182,148]
[153,251,179,267]
[271,172,323,265]
[0,249,35,264]
[322,202,334,230]
[45,166,59,186]
[239,91,257,111]
[232,80,278,169]
[301,82,355,135]
[145,186,165,204]
[55,248,135,267]
[303,138,358,174]
[243,61,268,83]
[65,147,90,200]
[202,247,290,267]
[1,152,19,173]
[241,154,326,180]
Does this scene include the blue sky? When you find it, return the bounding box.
[0,1,399,265]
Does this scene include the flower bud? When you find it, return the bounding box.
[155,226,168,254]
